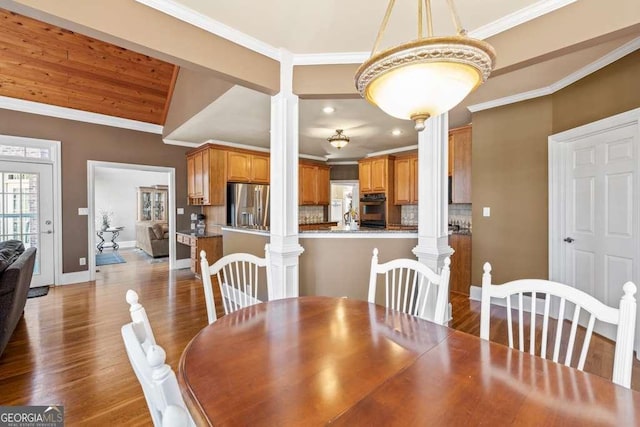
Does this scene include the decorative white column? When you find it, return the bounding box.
[412,114,454,319]
[269,49,304,298]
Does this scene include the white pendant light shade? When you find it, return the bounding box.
[355,1,496,131]
[365,60,481,120]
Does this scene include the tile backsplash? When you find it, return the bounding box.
[299,205,325,223]
[400,205,418,226]
[400,203,472,229]
[449,203,472,229]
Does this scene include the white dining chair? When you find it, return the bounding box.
[368,248,451,325]
[200,244,272,324]
[479,262,637,389]
[121,290,194,427]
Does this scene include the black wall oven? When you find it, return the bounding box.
[359,193,386,228]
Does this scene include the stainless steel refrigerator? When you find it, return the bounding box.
[227,183,270,227]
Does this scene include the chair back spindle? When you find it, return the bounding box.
[480,262,637,388]
[200,244,272,324]
[368,248,451,325]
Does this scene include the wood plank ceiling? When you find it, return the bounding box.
[0,8,178,125]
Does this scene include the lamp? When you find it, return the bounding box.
[355,0,496,131]
[327,129,350,149]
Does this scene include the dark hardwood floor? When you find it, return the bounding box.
[0,250,638,426]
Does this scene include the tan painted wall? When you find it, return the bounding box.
[163,68,234,137]
[472,97,552,285]
[0,109,197,274]
[293,64,360,98]
[471,50,640,285]
[552,50,640,134]
[299,237,417,300]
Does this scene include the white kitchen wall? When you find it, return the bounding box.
[95,167,168,243]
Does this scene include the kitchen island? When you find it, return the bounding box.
[222,225,418,300]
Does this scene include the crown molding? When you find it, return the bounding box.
[470,0,577,40]
[293,52,369,66]
[467,87,553,113]
[549,37,640,92]
[365,145,419,158]
[135,0,281,61]
[0,96,163,134]
[299,153,328,162]
[468,36,640,113]
[326,161,359,166]
[162,138,200,147]
[204,139,271,153]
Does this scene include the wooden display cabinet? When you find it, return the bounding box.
[137,186,168,222]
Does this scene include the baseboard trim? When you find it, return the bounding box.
[59,270,91,285]
[174,258,191,270]
[118,240,136,249]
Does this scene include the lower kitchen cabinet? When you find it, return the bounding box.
[449,233,471,295]
[177,232,222,277]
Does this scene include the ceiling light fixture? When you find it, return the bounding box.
[327,129,350,149]
[322,106,336,114]
[392,129,403,136]
[355,0,496,131]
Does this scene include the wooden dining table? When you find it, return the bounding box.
[178,296,640,426]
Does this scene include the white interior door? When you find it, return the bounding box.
[564,123,638,339]
[0,161,54,287]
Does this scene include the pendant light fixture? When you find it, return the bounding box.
[355,0,496,131]
[327,129,350,149]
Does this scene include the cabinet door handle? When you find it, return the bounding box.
[563,237,574,243]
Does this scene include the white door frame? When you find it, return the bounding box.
[0,135,62,286]
[87,161,176,281]
[548,107,640,285]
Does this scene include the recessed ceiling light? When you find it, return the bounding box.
[391,129,402,136]
[322,106,335,114]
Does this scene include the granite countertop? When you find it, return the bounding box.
[301,226,417,234]
[177,230,223,238]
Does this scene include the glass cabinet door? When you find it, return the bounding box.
[153,191,166,221]
[139,190,152,221]
[137,186,168,222]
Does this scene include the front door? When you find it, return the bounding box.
[564,123,638,339]
[0,161,54,287]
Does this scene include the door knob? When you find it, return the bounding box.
[563,237,574,243]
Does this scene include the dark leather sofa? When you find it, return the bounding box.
[0,246,37,358]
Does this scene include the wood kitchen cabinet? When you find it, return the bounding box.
[177,232,222,277]
[394,154,418,205]
[299,161,330,205]
[359,155,393,194]
[186,147,226,206]
[449,233,471,295]
[227,151,270,184]
[449,125,472,203]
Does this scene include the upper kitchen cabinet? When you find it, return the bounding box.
[359,155,393,194]
[394,154,418,205]
[299,161,330,205]
[227,151,270,184]
[187,147,225,206]
[449,125,472,204]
